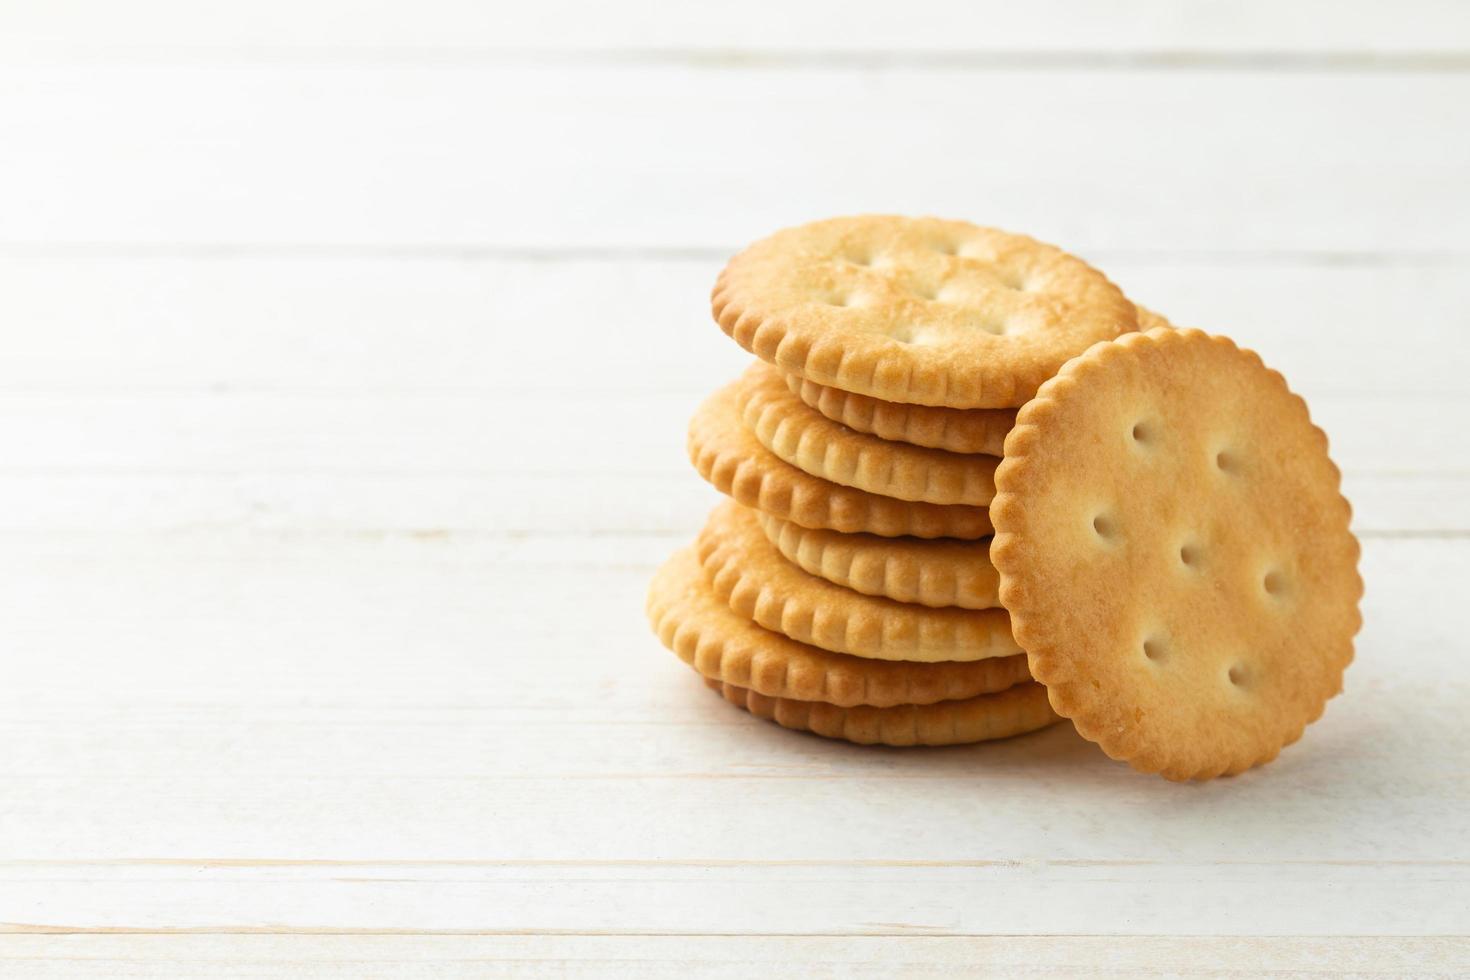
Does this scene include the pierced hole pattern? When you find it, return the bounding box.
[997,269,1029,291]
[809,238,1054,341]
[1083,430,1296,703]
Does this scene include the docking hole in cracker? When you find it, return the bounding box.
[990,328,1362,781]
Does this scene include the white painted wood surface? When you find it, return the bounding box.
[1,2,1468,975]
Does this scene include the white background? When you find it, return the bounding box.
[1,2,1468,976]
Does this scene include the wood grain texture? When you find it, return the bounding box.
[3,935,1468,980]
[5,1,1469,57]
[0,67,1467,253]
[0,536,1463,935]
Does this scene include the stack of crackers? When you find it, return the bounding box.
[648,216,1362,780]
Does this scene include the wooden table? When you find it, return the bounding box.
[1,2,1467,975]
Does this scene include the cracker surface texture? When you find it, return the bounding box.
[648,548,1030,707]
[991,328,1362,780]
[697,501,1019,663]
[712,215,1137,408]
[688,379,992,539]
[1135,306,1173,332]
[739,362,997,506]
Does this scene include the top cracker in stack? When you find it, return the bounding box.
[711,215,1138,408]
[651,214,1361,781]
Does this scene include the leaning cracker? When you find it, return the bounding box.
[756,511,999,610]
[712,215,1137,408]
[739,362,997,506]
[697,501,1018,663]
[991,328,1363,781]
[784,371,1016,455]
[688,380,992,540]
[648,548,1030,707]
[704,678,1059,747]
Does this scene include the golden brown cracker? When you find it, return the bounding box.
[697,501,1018,663]
[784,371,1016,455]
[705,678,1060,746]
[1135,305,1173,331]
[776,307,1171,454]
[712,215,1136,408]
[991,328,1362,780]
[756,511,999,610]
[648,548,1030,707]
[739,362,997,506]
[688,379,992,540]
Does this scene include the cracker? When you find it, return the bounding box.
[688,379,992,540]
[739,362,997,506]
[756,511,999,610]
[648,548,1031,707]
[1136,306,1173,331]
[711,215,1136,409]
[991,328,1362,780]
[697,501,1018,663]
[784,371,1016,455]
[777,307,1172,454]
[704,678,1059,746]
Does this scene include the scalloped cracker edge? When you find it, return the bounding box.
[697,501,1018,663]
[705,678,1060,746]
[688,378,992,539]
[756,511,1000,610]
[648,547,1030,707]
[739,362,997,506]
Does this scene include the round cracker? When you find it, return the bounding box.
[648,548,1030,707]
[697,501,1019,663]
[688,379,992,540]
[712,215,1137,409]
[784,371,1016,455]
[704,678,1060,747]
[756,511,999,610]
[738,362,997,506]
[777,307,1171,455]
[991,328,1362,781]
